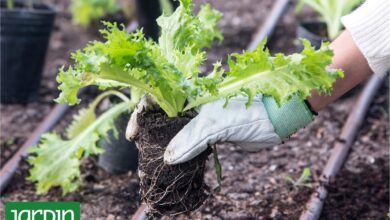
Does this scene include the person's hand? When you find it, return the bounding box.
[164,95,315,165]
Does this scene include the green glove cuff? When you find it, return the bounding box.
[262,95,314,140]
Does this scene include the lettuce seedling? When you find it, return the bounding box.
[70,0,119,26]
[296,0,362,39]
[28,90,136,195]
[57,0,342,117]
[29,0,343,195]
[285,167,313,189]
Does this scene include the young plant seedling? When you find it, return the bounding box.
[296,0,362,39]
[70,0,120,26]
[28,90,136,195]
[30,0,343,215]
[285,167,313,189]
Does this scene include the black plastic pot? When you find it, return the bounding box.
[98,113,139,174]
[0,2,55,103]
[296,21,328,51]
[135,0,179,41]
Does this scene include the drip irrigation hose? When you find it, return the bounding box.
[130,0,290,219]
[247,0,289,51]
[299,75,384,220]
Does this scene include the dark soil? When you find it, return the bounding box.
[321,158,389,220]
[1,158,140,219]
[135,109,211,217]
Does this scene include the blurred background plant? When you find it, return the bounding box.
[296,0,362,39]
[69,0,120,26]
[6,0,33,9]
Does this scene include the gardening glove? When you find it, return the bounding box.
[164,95,315,164]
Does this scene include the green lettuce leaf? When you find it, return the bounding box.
[28,101,134,195]
[185,39,343,110]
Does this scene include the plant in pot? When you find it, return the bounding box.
[1,0,56,103]
[97,91,142,175]
[295,0,362,50]
[28,0,343,216]
[28,89,140,194]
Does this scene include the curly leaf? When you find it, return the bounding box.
[56,1,223,117]
[185,39,343,110]
[66,107,96,139]
[28,101,135,195]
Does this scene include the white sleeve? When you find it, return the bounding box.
[341,0,390,76]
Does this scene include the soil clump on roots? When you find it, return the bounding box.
[135,108,211,217]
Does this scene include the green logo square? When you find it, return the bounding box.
[5,202,80,220]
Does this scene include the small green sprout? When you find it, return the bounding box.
[285,167,313,188]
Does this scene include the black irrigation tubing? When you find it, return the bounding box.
[0,23,140,193]
[299,75,384,220]
[130,0,290,219]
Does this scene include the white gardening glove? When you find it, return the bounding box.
[164,95,282,164]
[164,95,315,165]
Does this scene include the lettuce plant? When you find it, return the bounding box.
[29,0,343,194]
[296,0,362,39]
[70,0,119,26]
[285,167,313,188]
[28,91,136,194]
[57,0,342,117]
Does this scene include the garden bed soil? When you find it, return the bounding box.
[1,0,389,220]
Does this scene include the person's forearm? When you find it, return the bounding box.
[308,30,373,112]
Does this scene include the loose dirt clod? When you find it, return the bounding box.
[135,109,211,217]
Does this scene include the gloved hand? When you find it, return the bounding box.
[164,95,315,165]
